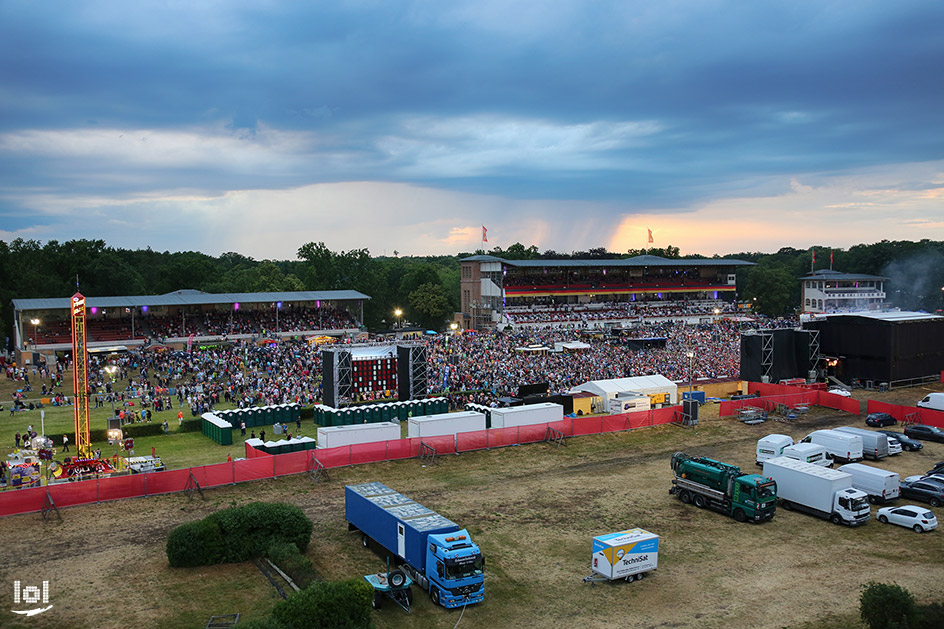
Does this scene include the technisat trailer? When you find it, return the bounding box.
[584,528,659,583]
[489,403,564,428]
[407,411,486,438]
[317,422,400,448]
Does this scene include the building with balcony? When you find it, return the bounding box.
[800,269,888,314]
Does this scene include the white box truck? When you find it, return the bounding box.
[782,442,832,467]
[317,422,400,448]
[756,434,793,466]
[407,411,486,438]
[800,429,864,463]
[586,528,659,583]
[763,456,871,526]
[489,403,563,428]
[837,463,900,504]
[833,426,889,460]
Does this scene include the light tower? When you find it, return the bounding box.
[71,293,91,458]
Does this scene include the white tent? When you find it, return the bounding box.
[569,375,678,405]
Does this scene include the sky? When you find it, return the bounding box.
[1,1,943,260]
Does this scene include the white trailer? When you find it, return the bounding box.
[317,422,400,449]
[838,463,900,504]
[608,393,651,415]
[584,528,659,583]
[763,457,870,526]
[833,426,890,460]
[756,434,793,466]
[489,403,564,429]
[407,411,486,438]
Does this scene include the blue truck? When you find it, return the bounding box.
[345,482,485,609]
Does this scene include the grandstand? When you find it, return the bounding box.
[460,254,754,330]
[11,289,370,360]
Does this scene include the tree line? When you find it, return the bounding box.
[2,238,942,345]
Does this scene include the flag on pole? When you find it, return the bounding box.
[482,226,488,243]
[647,228,654,244]
[830,249,833,269]
[812,248,815,265]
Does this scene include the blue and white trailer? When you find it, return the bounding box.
[345,482,485,609]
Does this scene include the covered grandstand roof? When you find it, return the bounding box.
[799,269,888,281]
[460,254,754,268]
[12,289,371,311]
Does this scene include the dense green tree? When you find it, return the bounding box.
[408,282,451,330]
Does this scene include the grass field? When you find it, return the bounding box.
[1,373,943,628]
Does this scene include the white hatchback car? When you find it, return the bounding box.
[876,505,938,533]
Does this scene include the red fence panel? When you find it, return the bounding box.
[312,446,352,469]
[385,439,415,460]
[919,408,944,428]
[199,462,235,487]
[0,486,47,516]
[98,474,149,502]
[48,479,99,508]
[146,468,192,495]
[572,417,604,436]
[868,400,944,428]
[273,451,309,476]
[350,441,389,466]
[487,427,521,448]
[517,423,549,444]
[457,430,489,452]
[234,457,275,483]
[601,415,629,432]
[421,435,459,455]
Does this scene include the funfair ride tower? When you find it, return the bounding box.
[71,292,91,457]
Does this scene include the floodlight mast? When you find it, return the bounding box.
[71,293,92,458]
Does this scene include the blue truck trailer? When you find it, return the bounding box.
[345,482,485,609]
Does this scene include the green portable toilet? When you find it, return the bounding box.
[261,406,273,426]
[351,407,363,424]
[396,402,408,421]
[378,404,391,422]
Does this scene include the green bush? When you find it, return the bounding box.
[123,422,165,438]
[177,418,202,433]
[166,519,224,567]
[860,582,919,629]
[271,579,373,629]
[268,541,317,589]
[211,502,313,563]
[917,602,944,629]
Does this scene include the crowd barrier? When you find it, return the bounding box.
[866,400,944,429]
[0,406,679,518]
[718,382,861,417]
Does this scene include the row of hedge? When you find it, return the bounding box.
[166,502,312,567]
[238,579,373,629]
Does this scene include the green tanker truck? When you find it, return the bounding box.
[670,452,777,523]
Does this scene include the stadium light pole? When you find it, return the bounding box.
[30,318,40,348]
[394,308,402,330]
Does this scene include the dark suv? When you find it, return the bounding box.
[877,430,923,452]
[901,476,944,507]
[904,424,944,443]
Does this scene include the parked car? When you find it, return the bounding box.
[927,461,944,475]
[876,505,938,533]
[900,476,944,507]
[877,430,924,452]
[903,424,944,443]
[883,436,903,456]
[865,413,897,427]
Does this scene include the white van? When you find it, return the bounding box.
[782,442,832,467]
[917,392,944,412]
[838,463,900,504]
[833,426,889,460]
[756,434,793,466]
[800,429,864,463]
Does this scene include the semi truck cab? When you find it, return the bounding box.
[425,530,485,607]
[834,488,871,525]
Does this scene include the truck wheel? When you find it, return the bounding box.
[781,500,792,511]
[830,514,842,525]
[868,496,877,505]
[431,587,441,606]
[679,490,692,504]
[693,495,707,509]
[733,509,747,522]
[372,592,383,610]
[361,534,370,548]
[389,569,406,588]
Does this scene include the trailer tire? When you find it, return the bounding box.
[389,569,406,588]
[372,592,383,610]
[361,534,370,548]
[431,587,441,606]
[693,494,707,509]
[625,574,635,582]
[830,513,842,525]
[636,572,646,580]
[781,500,792,511]
[679,490,692,504]
[733,509,747,522]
